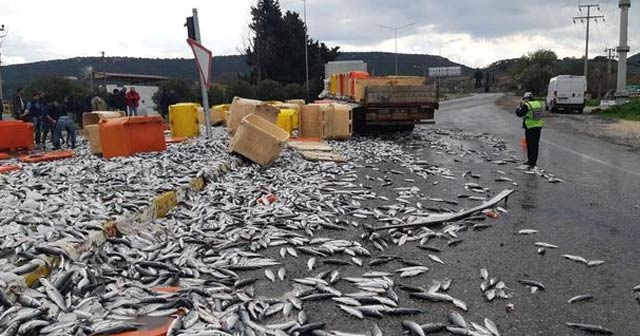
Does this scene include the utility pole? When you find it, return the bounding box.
[573,4,604,91]
[604,47,616,94]
[302,0,310,103]
[100,51,106,89]
[615,0,631,103]
[378,23,415,75]
[0,24,7,110]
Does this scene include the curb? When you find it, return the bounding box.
[3,157,242,298]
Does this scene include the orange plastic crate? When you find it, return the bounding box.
[19,150,74,163]
[0,121,34,152]
[99,116,166,159]
[0,165,20,174]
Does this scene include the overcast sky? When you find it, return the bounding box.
[0,0,637,68]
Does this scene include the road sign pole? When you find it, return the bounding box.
[192,8,212,139]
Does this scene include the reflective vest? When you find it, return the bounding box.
[524,101,544,129]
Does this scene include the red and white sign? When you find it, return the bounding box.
[187,38,213,87]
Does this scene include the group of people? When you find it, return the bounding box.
[8,86,142,150]
[110,87,141,117]
[11,88,77,149]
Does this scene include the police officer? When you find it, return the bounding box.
[515,92,544,169]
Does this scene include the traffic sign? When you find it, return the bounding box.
[429,66,462,78]
[187,38,212,87]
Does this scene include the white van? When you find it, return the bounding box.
[546,75,587,113]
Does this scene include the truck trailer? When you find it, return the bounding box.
[320,61,439,133]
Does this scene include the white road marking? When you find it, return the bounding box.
[542,139,640,177]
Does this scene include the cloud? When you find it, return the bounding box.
[0,0,637,68]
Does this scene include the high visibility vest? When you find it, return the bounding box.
[524,101,544,129]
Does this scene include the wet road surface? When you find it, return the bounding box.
[428,93,640,334]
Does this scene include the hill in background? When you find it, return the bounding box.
[1,52,471,95]
[2,51,635,96]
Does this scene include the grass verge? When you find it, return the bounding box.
[597,99,640,121]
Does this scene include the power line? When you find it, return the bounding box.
[573,3,605,89]
[604,47,616,93]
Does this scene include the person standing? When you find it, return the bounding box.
[125,87,140,116]
[49,100,77,149]
[22,93,46,148]
[12,88,25,120]
[515,92,544,169]
[91,93,108,111]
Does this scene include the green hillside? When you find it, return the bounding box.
[336,52,472,76]
[629,52,640,74]
[1,52,470,96]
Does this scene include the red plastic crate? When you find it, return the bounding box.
[0,121,34,152]
[99,116,166,159]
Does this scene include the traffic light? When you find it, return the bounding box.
[185,16,196,40]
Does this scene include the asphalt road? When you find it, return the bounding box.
[424,93,640,335]
[242,94,640,335]
[137,94,640,336]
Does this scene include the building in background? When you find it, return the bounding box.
[93,72,169,114]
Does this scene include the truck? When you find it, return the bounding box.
[320,61,439,133]
[546,75,587,113]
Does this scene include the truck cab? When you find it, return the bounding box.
[546,75,587,113]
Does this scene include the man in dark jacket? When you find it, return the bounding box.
[515,92,545,169]
[12,88,25,120]
[49,100,77,149]
[23,93,46,147]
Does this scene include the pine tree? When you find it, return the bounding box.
[245,0,340,98]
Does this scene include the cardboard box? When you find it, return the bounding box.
[85,125,102,154]
[325,104,352,139]
[229,114,290,166]
[82,111,125,130]
[300,104,330,138]
[227,97,280,135]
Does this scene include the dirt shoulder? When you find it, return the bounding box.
[496,94,640,150]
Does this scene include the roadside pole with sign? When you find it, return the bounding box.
[186,8,213,139]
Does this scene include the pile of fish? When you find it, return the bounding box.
[0,127,233,270]
[2,126,609,336]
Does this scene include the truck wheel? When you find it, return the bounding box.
[550,107,558,114]
[396,125,415,133]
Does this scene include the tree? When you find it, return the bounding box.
[283,83,305,100]
[245,0,339,99]
[208,84,227,105]
[25,77,87,103]
[256,80,285,101]
[153,79,197,106]
[512,50,559,95]
[226,80,256,101]
[246,0,285,82]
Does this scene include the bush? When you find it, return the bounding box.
[226,80,256,101]
[256,79,285,101]
[157,79,197,103]
[283,83,306,101]
[25,77,87,103]
[586,99,600,107]
[208,84,226,105]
